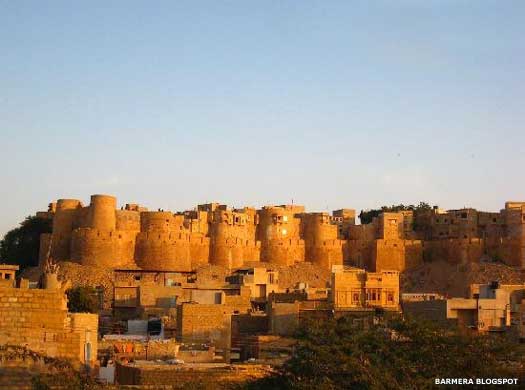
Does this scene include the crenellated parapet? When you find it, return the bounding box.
[71,228,136,268]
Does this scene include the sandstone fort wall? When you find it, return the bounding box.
[38,194,525,272]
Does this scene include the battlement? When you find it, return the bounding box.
[136,231,191,242]
[140,211,185,233]
[72,228,133,239]
[37,195,525,272]
[71,228,136,268]
[211,237,260,246]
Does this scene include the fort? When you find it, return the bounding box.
[3,194,525,387]
[37,194,525,273]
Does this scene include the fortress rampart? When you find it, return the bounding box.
[301,212,345,269]
[347,202,525,271]
[36,195,525,272]
[256,205,305,265]
[209,208,260,267]
[71,228,136,268]
[87,194,117,230]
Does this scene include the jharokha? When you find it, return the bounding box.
[36,195,525,272]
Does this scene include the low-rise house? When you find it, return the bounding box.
[447,282,525,333]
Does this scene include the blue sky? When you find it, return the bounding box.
[1,1,524,237]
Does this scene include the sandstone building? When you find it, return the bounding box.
[330,266,400,310]
[38,194,352,271]
[36,194,525,273]
[348,202,525,271]
[417,202,525,267]
[347,212,423,272]
[446,282,525,334]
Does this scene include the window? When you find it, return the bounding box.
[5,273,11,280]
[461,212,467,219]
[282,229,287,236]
[353,293,360,302]
[387,293,394,302]
[283,215,288,222]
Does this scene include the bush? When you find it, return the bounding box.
[246,317,524,389]
[66,286,99,313]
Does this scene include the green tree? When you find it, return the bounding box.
[0,216,52,269]
[66,286,99,313]
[247,317,523,389]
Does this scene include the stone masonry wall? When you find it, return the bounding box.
[0,285,98,366]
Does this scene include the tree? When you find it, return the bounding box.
[66,286,99,313]
[0,216,52,269]
[247,317,523,389]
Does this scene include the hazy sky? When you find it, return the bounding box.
[1,0,524,238]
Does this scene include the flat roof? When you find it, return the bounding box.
[114,269,195,274]
[0,264,19,271]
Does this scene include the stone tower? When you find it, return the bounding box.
[134,211,192,271]
[256,205,305,266]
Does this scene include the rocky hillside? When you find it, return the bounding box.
[401,260,524,297]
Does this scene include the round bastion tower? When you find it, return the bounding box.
[70,194,136,268]
[49,199,83,261]
[134,211,192,271]
[208,209,260,269]
[256,206,305,266]
[302,212,345,270]
[87,194,117,230]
